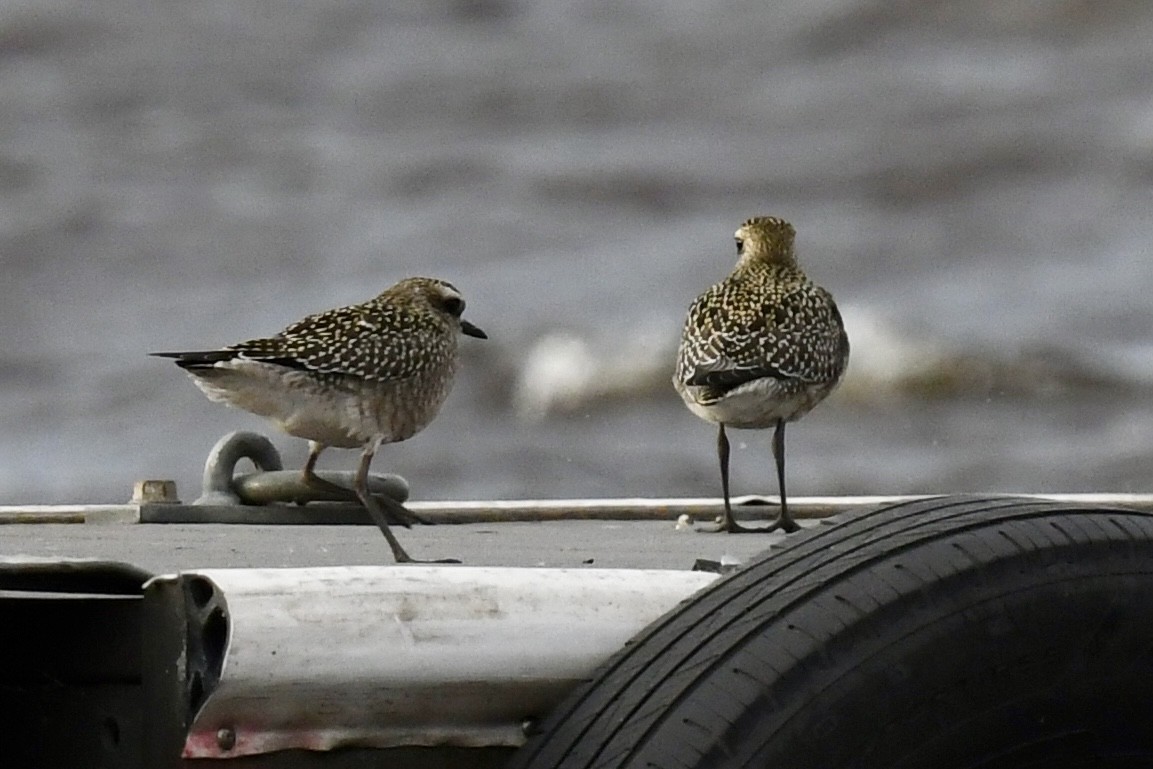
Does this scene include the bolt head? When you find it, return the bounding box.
[130,479,180,504]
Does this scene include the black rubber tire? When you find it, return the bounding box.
[507,495,1153,769]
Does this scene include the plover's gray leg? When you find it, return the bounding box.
[300,440,426,528]
[355,437,459,564]
[704,423,788,534]
[769,419,800,533]
[301,441,351,496]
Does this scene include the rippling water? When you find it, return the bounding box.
[2,0,1152,505]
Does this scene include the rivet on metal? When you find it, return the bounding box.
[216,727,236,752]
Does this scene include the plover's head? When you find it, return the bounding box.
[386,277,487,339]
[734,216,797,268]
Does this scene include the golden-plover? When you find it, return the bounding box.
[153,276,487,563]
[674,216,849,533]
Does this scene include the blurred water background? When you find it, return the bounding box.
[2,0,1152,505]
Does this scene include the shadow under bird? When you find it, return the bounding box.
[152,276,487,564]
[674,216,849,533]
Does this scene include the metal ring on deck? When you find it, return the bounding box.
[194,431,409,507]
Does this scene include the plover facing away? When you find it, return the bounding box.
[153,276,487,563]
[674,216,849,533]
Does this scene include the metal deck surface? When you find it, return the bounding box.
[4,493,1151,574]
[0,496,857,573]
[0,518,793,573]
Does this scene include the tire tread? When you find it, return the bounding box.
[507,495,1153,769]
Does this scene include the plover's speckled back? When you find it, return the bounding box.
[674,216,849,533]
[153,276,486,563]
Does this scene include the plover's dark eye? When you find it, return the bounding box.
[442,296,465,316]
[735,238,744,255]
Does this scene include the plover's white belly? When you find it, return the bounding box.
[677,377,838,430]
[188,359,455,448]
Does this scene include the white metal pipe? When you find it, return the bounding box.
[146,566,719,759]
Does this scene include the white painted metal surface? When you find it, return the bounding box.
[148,566,720,759]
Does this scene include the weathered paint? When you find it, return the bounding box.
[143,566,719,759]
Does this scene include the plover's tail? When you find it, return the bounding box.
[150,349,240,370]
